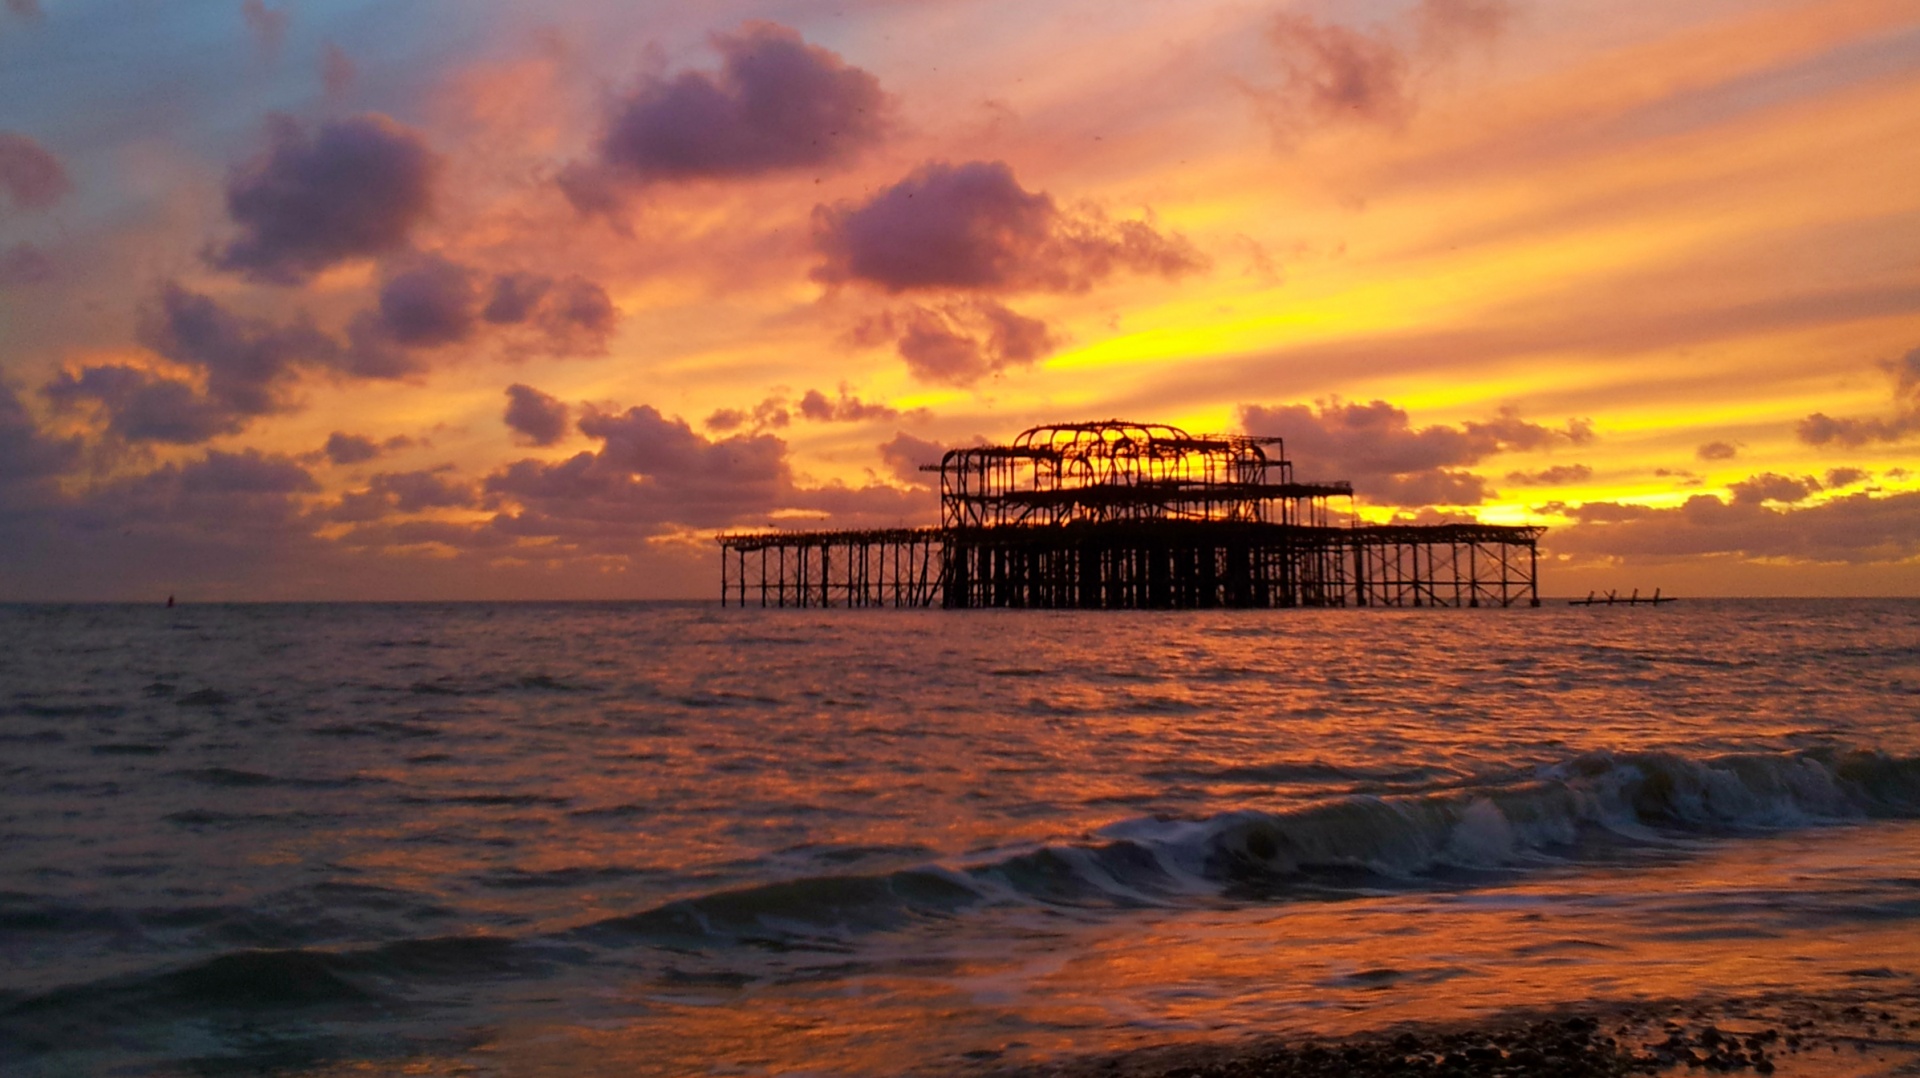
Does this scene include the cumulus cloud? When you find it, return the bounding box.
[1505,463,1592,486]
[483,273,619,356]
[1240,398,1590,507]
[708,386,911,432]
[562,22,886,213]
[814,159,1203,295]
[345,260,619,374]
[1797,345,1920,448]
[0,382,77,493]
[488,405,789,535]
[796,386,899,423]
[1549,491,1920,565]
[323,432,382,465]
[0,241,54,287]
[1268,14,1415,128]
[1728,472,1820,506]
[877,432,952,487]
[0,131,71,210]
[140,282,337,414]
[504,383,570,446]
[211,114,440,284]
[1825,467,1869,489]
[43,366,246,444]
[1261,1,1515,135]
[241,0,288,61]
[890,300,1058,384]
[46,283,339,443]
[329,467,477,522]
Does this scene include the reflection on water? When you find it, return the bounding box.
[0,599,1917,1075]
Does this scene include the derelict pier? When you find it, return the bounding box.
[718,420,1542,609]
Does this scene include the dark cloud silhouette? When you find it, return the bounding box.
[43,366,245,444]
[562,22,886,212]
[346,261,619,374]
[797,387,900,423]
[1260,1,1515,136]
[48,283,338,443]
[1825,467,1868,489]
[1797,346,1920,447]
[378,256,479,347]
[330,467,477,522]
[890,300,1058,384]
[1240,398,1588,507]
[0,241,53,287]
[483,273,619,356]
[1505,463,1592,486]
[487,405,789,534]
[1729,472,1820,506]
[504,383,570,446]
[1548,491,1920,564]
[705,398,790,433]
[0,131,71,210]
[877,432,951,487]
[0,382,77,492]
[706,387,908,433]
[1268,14,1414,128]
[140,281,338,414]
[814,160,1203,294]
[323,432,382,465]
[1797,412,1920,447]
[211,114,439,284]
[241,0,288,60]
[1696,440,1738,461]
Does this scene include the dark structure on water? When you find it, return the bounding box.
[718,420,1542,609]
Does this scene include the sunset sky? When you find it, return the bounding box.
[2,0,1917,599]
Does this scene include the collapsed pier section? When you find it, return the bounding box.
[717,420,1542,610]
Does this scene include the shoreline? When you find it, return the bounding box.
[967,985,1920,1078]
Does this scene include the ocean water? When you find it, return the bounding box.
[1,599,1918,1076]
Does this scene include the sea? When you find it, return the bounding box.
[2,599,1918,1076]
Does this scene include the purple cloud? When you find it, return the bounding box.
[47,283,340,443]
[1268,15,1414,128]
[377,256,479,348]
[0,131,71,210]
[1505,464,1593,486]
[0,241,54,287]
[563,21,886,210]
[4,0,44,21]
[323,432,382,465]
[1549,491,1920,564]
[487,405,789,534]
[211,114,440,284]
[1728,472,1820,506]
[877,432,951,488]
[504,383,570,447]
[813,160,1202,295]
[1240,399,1590,507]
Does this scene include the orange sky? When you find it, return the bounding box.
[0,0,1916,599]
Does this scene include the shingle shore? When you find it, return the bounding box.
[965,987,1920,1078]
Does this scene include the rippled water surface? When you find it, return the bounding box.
[2,600,1918,1075]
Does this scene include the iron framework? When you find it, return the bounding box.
[718,420,1542,609]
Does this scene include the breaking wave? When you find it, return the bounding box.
[578,747,1920,946]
